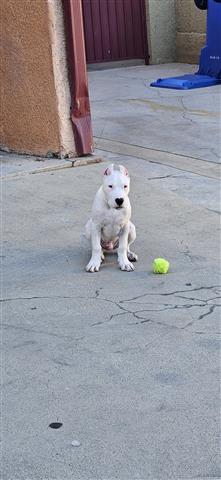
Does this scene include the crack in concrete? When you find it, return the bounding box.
[205,208,221,216]
[92,285,220,331]
[133,303,204,314]
[91,311,127,327]
[198,305,217,321]
[147,174,184,181]
[0,295,81,303]
[119,285,221,303]
[2,285,220,335]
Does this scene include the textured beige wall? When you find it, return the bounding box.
[146,0,176,64]
[1,0,76,157]
[146,0,207,65]
[176,0,206,63]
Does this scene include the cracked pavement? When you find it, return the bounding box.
[2,64,221,479]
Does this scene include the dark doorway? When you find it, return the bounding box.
[82,0,148,64]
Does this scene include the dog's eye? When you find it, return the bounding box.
[124,185,128,189]
[108,185,113,188]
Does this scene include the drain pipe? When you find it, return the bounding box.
[63,0,93,156]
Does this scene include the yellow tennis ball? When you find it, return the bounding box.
[152,258,170,274]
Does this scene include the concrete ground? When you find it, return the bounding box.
[89,63,221,163]
[1,64,221,479]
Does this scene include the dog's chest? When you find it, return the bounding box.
[101,210,125,240]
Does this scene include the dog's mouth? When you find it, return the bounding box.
[107,201,124,210]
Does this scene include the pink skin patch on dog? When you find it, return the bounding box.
[101,238,119,250]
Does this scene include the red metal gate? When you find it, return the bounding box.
[82,0,148,64]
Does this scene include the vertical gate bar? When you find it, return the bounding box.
[81,0,95,63]
[100,0,111,62]
[90,0,103,61]
[141,0,149,64]
[123,0,134,58]
[132,0,143,58]
[115,0,127,59]
[63,0,93,155]
[107,0,119,60]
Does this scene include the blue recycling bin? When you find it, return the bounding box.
[150,0,221,90]
[198,0,221,78]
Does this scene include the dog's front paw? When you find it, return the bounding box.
[86,258,101,273]
[119,260,134,272]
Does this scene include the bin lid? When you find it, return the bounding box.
[150,74,221,90]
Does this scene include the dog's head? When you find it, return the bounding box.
[102,164,130,209]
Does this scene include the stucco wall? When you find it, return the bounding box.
[146,0,206,65]
[1,0,76,157]
[146,0,176,64]
[176,0,206,63]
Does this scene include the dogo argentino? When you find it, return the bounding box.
[85,164,137,272]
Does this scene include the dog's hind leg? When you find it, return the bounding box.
[127,222,138,262]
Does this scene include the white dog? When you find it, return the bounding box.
[85,164,137,272]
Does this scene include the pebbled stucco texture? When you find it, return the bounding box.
[1,0,75,157]
[145,0,207,65]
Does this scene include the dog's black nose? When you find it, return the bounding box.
[115,197,124,207]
